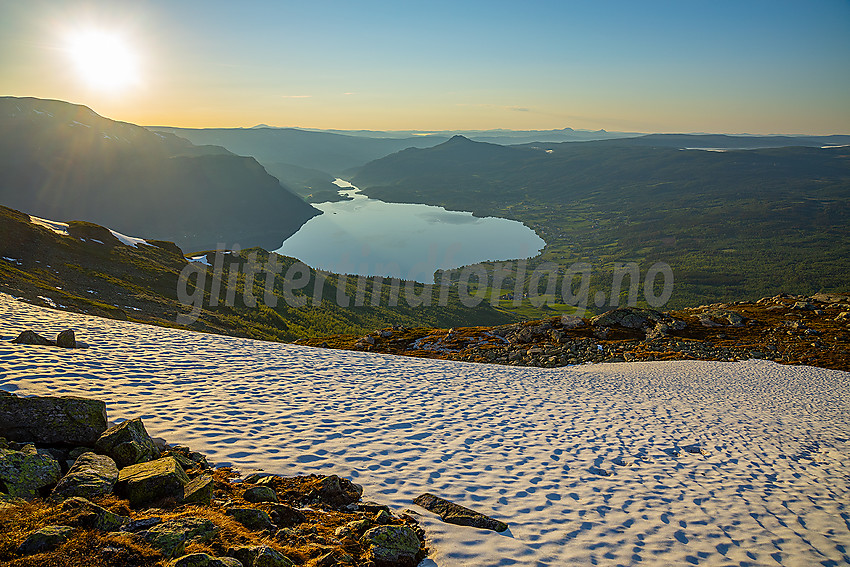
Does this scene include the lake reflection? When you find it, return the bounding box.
[275,180,544,283]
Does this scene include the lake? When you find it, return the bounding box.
[275,179,545,283]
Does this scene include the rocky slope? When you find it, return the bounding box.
[297,293,850,372]
[0,392,427,567]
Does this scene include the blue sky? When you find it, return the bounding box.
[1,0,848,133]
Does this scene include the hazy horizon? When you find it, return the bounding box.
[1,1,849,135]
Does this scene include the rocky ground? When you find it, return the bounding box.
[296,292,850,372]
[0,392,430,567]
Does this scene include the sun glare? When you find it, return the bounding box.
[66,29,140,92]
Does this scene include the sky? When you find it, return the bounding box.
[1,0,848,134]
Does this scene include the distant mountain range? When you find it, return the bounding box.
[0,97,319,252]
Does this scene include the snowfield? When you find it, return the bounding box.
[1,293,848,566]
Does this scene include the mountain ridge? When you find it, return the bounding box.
[0,96,320,252]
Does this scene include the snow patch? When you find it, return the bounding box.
[1,294,847,566]
[29,215,69,236]
[36,296,57,308]
[109,230,150,248]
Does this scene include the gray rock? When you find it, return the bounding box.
[115,456,189,508]
[225,507,275,531]
[0,393,107,446]
[590,308,663,330]
[61,496,128,531]
[414,492,508,532]
[17,525,74,554]
[360,525,421,567]
[11,330,54,346]
[182,474,214,506]
[51,452,118,500]
[95,417,161,468]
[559,315,585,329]
[243,485,278,503]
[56,329,77,348]
[0,444,61,499]
[698,308,746,327]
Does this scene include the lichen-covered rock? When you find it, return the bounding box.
[51,452,118,500]
[115,456,189,508]
[360,525,421,567]
[414,492,508,532]
[61,496,128,531]
[0,393,107,446]
[0,445,61,499]
[228,545,292,567]
[56,329,77,348]
[254,545,295,567]
[182,474,214,506]
[243,485,278,503]
[95,417,161,468]
[17,525,74,554]
[225,507,275,531]
[142,517,219,558]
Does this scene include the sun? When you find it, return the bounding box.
[66,29,140,92]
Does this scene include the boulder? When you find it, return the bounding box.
[590,308,663,330]
[182,474,214,506]
[56,329,77,348]
[142,517,219,558]
[414,493,508,532]
[0,393,107,446]
[559,315,585,329]
[254,545,295,567]
[313,474,363,508]
[243,485,278,503]
[225,507,275,531]
[698,308,746,328]
[61,496,128,531]
[0,445,61,499]
[95,417,161,468]
[360,525,421,567]
[267,503,306,527]
[17,525,74,554]
[229,545,293,567]
[51,452,118,500]
[11,330,54,346]
[167,554,244,567]
[115,456,189,508]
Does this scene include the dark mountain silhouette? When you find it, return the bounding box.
[150,126,448,178]
[0,97,319,252]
